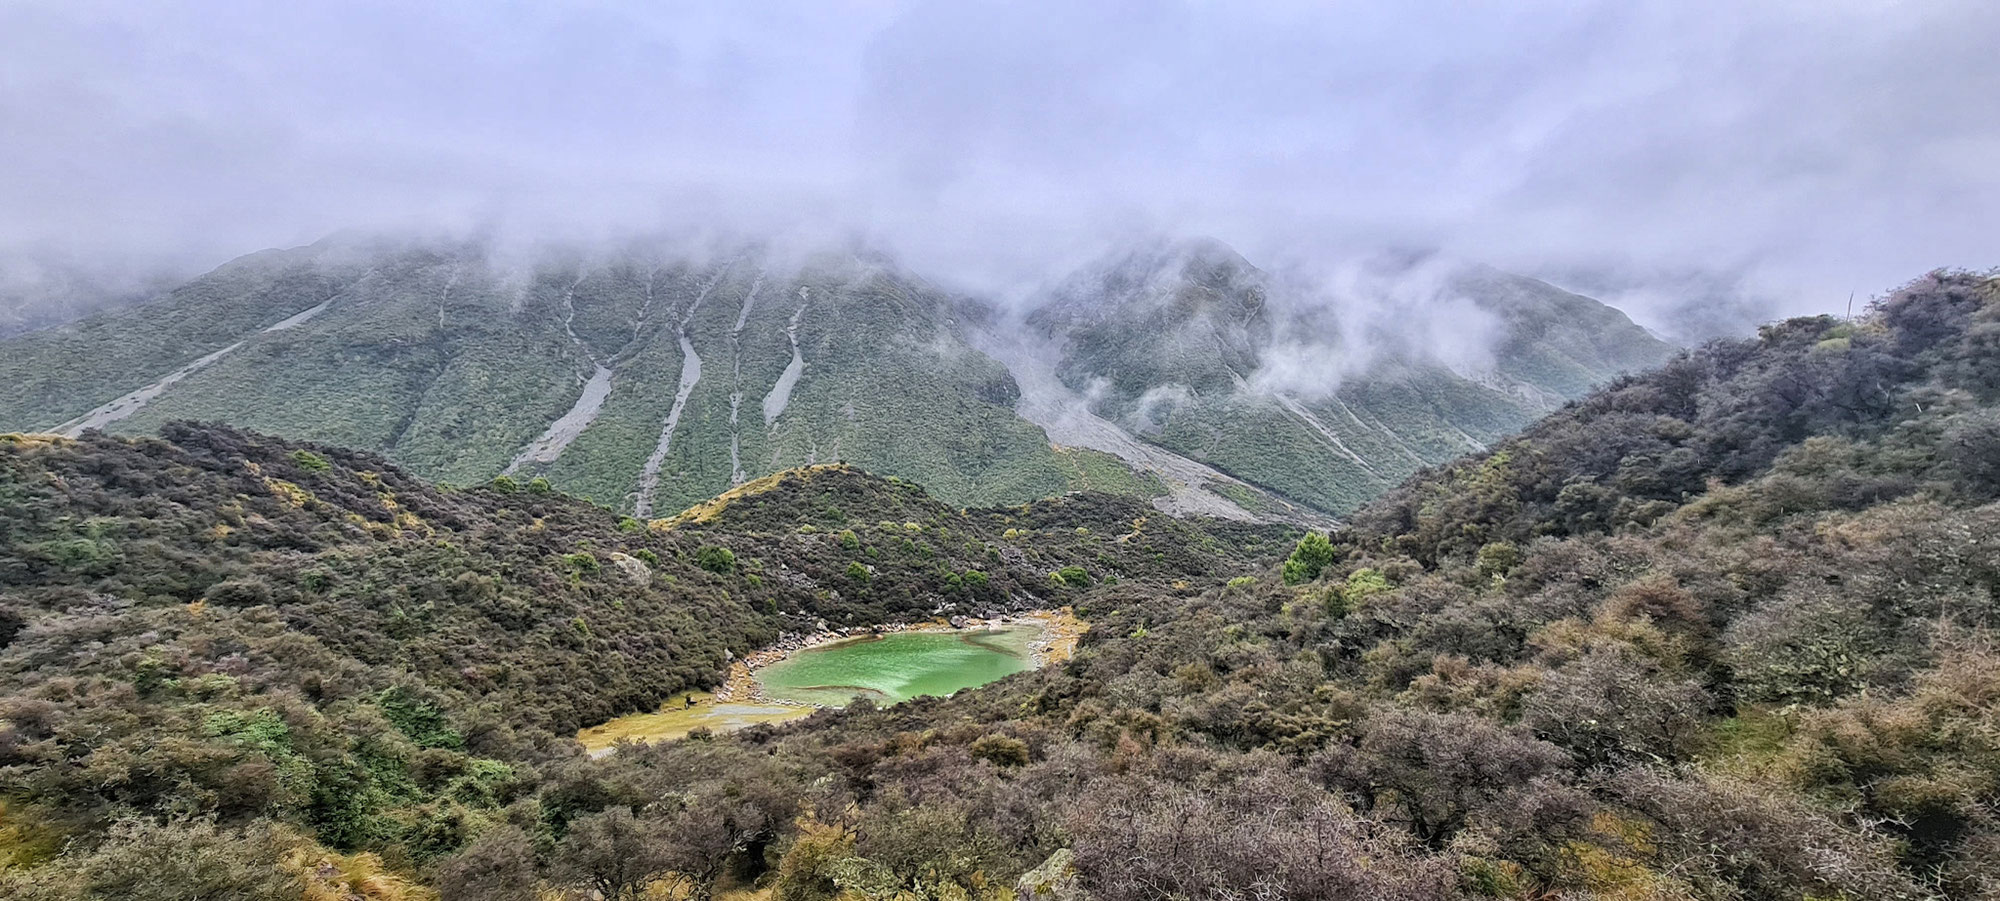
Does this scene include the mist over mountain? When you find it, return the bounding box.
[3,1,1995,320]
[0,233,1669,518]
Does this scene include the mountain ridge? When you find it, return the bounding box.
[0,236,1673,519]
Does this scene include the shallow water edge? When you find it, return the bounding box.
[577,608,1084,754]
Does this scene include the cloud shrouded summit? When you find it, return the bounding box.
[2,0,1995,323]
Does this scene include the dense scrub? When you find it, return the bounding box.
[436,271,1992,901]
[0,426,1279,895]
[6,271,1999,900]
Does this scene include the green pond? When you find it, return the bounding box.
[754,625,1041,706]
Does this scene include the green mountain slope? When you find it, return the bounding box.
[0,237,1670,520]
[0,246,364,431]
[1027,241,1677,512]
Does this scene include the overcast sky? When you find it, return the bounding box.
[3,0,1996,329]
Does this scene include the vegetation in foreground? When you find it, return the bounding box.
[0,423,1280,898]
[3,271,1999,900]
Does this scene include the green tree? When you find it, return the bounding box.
[1475,540,1520,579]
[290,449,330,472]
[1281,532,1337,585]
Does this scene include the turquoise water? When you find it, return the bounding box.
[754,625,1040,706]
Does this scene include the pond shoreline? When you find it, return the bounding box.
[713,607,1084,707]
[577,608,1084,754]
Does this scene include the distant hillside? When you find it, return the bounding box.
[0,237,1671,518]
[1025,241,1676,511]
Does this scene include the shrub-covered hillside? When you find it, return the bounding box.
[6,270,1999,901]
[0,424,1281,896]
[369,271,1995,901]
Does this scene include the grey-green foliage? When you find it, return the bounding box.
[0,245,360,432]
[0,237,1670,520]
[118,255,587,486]
[1034,240,1673,514]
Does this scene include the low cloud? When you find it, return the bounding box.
[2,1,1995,324]
[1253,254,1506,398]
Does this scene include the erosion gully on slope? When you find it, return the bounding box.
[761,286,810,428]
[56,297,339,437]
[726,269,765,486]
[967,321,1284,522]
[633,264,729,517]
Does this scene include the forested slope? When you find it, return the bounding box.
[1028,241,1675,512]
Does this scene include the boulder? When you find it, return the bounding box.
[606,552,651,587]
[1017,848,1083,901]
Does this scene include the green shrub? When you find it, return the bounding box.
[377,686,463,750]
[1281,532,1337,585]
[969,734,1031,767]
[490,475,519,493]
[290,449,330,472]
[1342,567,1391,602]
[1050,565,1091,588]
[845,561,872,584]
[1475,540,1521,579]
[696,545,737,574]
[562,552,599,574]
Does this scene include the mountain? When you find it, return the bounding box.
[0,236,1671,519]
[1023,240,1676,512]
[5,271,1997,901]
